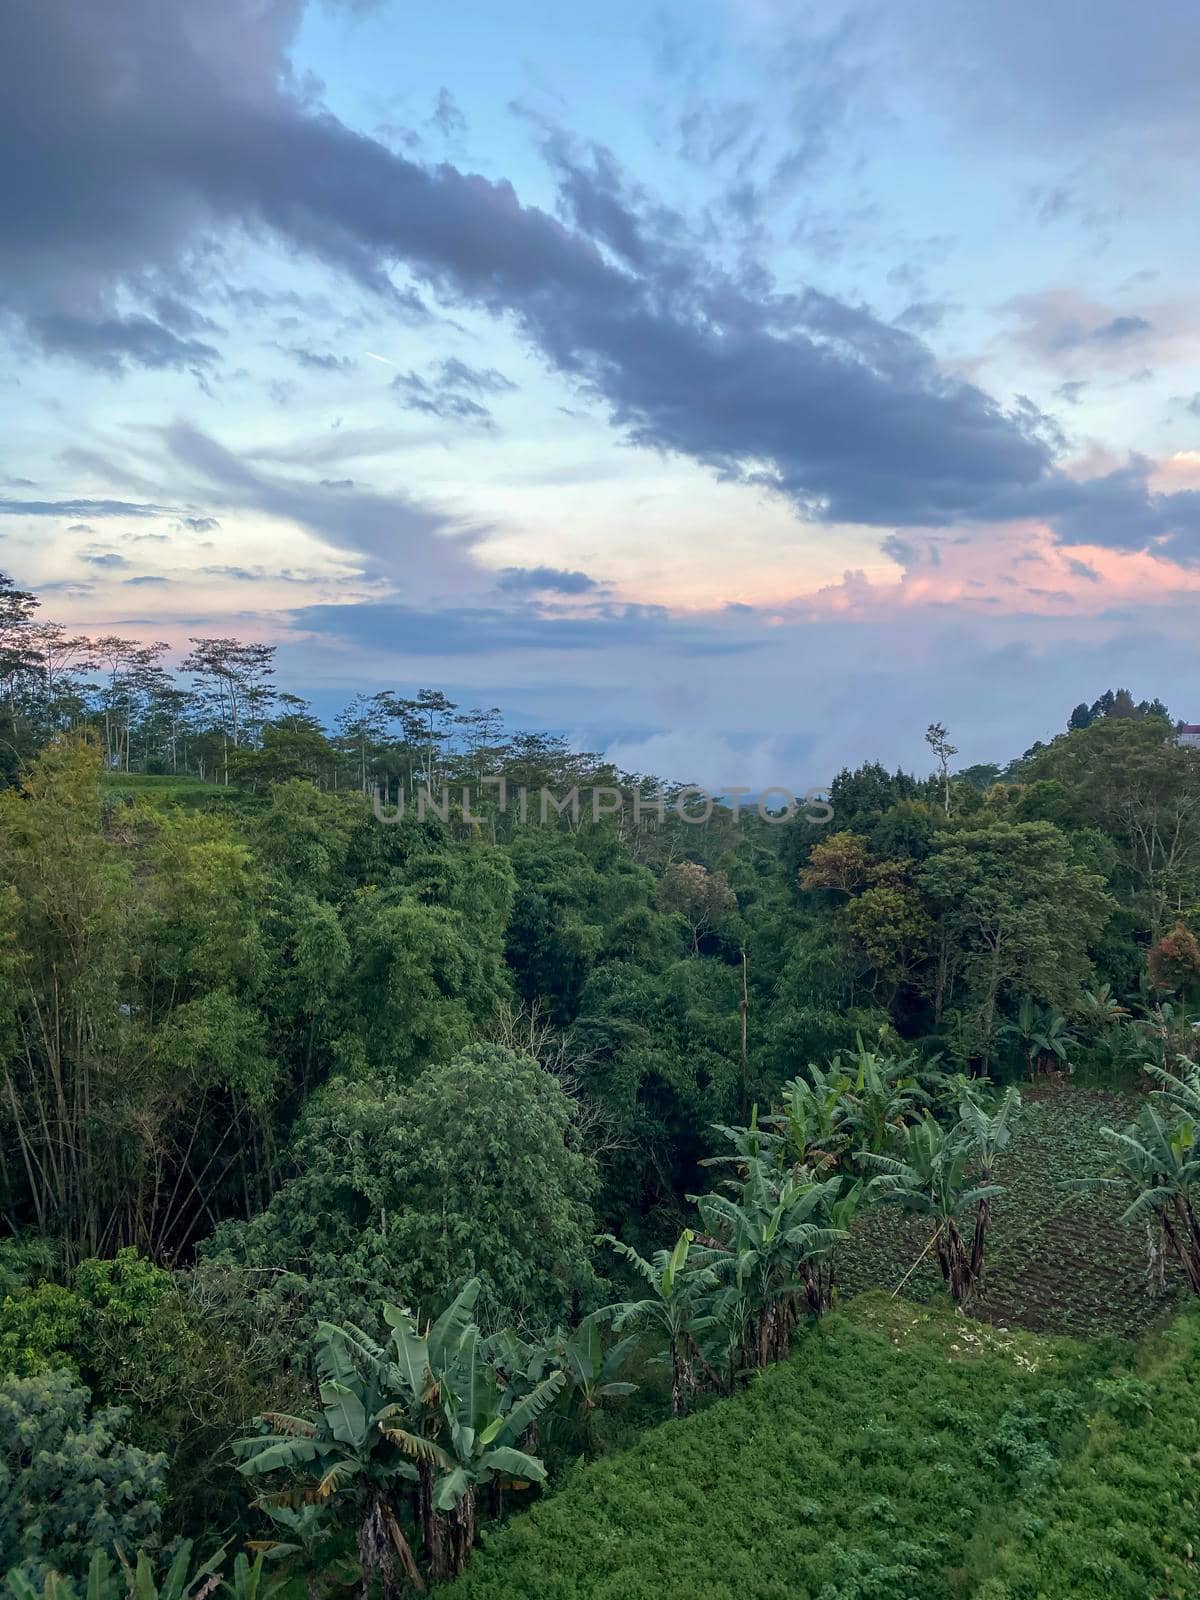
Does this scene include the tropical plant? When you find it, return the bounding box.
[5,1544,239,1600]
[1003,997,1077,1080]
[862,1090,1019,1307]
[597,1231,718,1416]
[1098,1101,1200,1295]
[236,1280,562,1587]
[692,1154,851,1367]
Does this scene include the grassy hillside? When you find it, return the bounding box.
[450,1295,1100,1600]
[451,1295,1200,1600]
[972,1310,1200,1600]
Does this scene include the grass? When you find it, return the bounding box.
[840,1082,1183,1338]
[969,1310,1200,1599]
[450,1294,1105,1600]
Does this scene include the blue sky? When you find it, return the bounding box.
[2,0,1198,786]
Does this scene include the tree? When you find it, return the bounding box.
[1147,923,1200,996]
[919,821,1112,1064]
[1001,997,1078,1080]
[925,722,958,817]
[0,1369,166,1583]
[1027,718,1199,939]
[1099,1072,1200,1296]
[692,1162,849,1368]
[656,861,737,954]
[208,1046,597,1332]
[237,1280,561,1586]
[597,1231,717,1416]
[181,638,276,783]
[863,1090,1019,1307]
[799,831,873,895]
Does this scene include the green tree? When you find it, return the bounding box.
[0,1370,166,1583]
[208,1046,597,1334]
[919,822,1112,1067]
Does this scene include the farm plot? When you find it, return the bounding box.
[839,1083,1184,1338]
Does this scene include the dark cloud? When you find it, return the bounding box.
[159,421,481,583]
[1005,293,1156,362]
[1067,558,1100,581]
[1093,315,1153,344]
[125,574,171,586]
[894,301,949,334]
[496,566,600,595]
[436,357,516,394]
[0,497,171,518]
[1029,459,1200,564]
[30,313,219,372]
[429,88,466,140]
[278,344,356,371]
[82,551,131,569]
[392,370,496,425]
[291,599,759,656]
[1055,380,1089,405]
[177,515,221,533]
[0,0,1060,527]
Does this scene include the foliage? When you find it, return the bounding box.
[970,1310,1200,1599]
[0,1369,166,1582]
[207,1045,597,1337]
[236,1279,564,1585]
[445,1295,1102,1600]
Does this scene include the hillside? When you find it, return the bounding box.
[449,1295,1200,1600]
[451,1294,1062,1600]
[840,1083,1184,1338]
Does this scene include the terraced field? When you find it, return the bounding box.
[840,1083,1184,1338]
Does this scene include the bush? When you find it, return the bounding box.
[0,1369,166,1582]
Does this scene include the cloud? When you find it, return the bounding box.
[392,370,497,425]
[1003,291,1158,369]
[0,497,171,518]
[82,551,131,569]
[436,357,516,394]
[0,0,1055,528]
[278,344,356,371]
[28,312,220,372]
[291,598,759,656]
[429,87,466,140]
[159,420,483,587]
[496,566,601,595]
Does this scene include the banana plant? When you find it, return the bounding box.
[5,1545,261,1600]
[548,1313,638,1451]
[833,1038,927,1156]
[1099,1102,1200,1295]
[862,1112,1004,1307]
[377,1283,563,1583]
[597,1230,719,1416]
[234,1314,426,1600]
[692,1164,849,1367]
[765,1061,854,1173]
[245,1505,348,1600]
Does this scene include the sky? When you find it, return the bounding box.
[2,0,1199,789]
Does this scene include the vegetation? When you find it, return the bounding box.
[2,568,1200,1595]
[446,1295,1193,1600]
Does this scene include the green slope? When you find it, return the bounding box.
[972,1309,1200,1599]
[450,1295,1100,1600]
